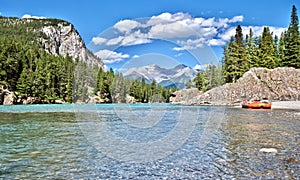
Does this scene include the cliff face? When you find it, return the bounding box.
[0,17,105,105]
[41,22,104,68]
[170,67,300,105]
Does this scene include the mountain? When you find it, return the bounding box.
[0,16,104,104]
[0,16,104,68]
[123,64,198,88]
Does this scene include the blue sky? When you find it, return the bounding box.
[1,0,299,71]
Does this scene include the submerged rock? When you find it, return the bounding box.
[259,148,278,154]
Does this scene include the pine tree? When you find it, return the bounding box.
[245,28,260,68]
[284,5,300,68]
[258,27,277,68]
[277,31,287,67]
[223,36,240,83]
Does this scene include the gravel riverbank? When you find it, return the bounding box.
[271,101,300,110]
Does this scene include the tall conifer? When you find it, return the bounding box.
[284,5,300,68]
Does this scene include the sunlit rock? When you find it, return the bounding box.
[170,67,300,105]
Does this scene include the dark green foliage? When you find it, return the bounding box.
[222,5,300,83]
[258,27,277,68]
[0,16,86,103]
[93,68,178,103]
[0,38,75,103]
[194,64,223,92]
[282,5,300,68]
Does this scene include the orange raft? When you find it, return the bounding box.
[241,99,272,109]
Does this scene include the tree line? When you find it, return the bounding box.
[94,68,178,103]
[193,5,300,91]
[222,5,300,83]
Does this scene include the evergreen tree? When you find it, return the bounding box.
[258,27,277,68]
[277,32,287,67]
[283,5,300,68]
[245,28,260,68]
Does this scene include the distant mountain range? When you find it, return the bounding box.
[123,64,198,89]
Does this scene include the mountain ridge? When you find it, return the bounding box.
[123,63,198,88]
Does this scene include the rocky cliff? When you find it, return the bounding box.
[170,67,300,105]
[0,17,105,105]
[40,21,104,68]
[1,17,104,68]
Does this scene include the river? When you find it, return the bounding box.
[0,104,299,179]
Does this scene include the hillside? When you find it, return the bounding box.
[170,67,300,105]
[0,16,104,104]
[0,16,104,68]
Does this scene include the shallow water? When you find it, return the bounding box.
[0,104,299,179]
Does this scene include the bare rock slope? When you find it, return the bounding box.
[170,67,300,105]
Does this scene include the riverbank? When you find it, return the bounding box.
[271,101,300,110]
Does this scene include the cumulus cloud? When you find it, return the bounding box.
[121,30,151,46]
[174,38,206,51]
[114,19,141,34]
[92,37,107,45]
[92,12,286,52]
[229,15,244,23]
[133,55,140,58]
[94,49,129,64]
[21,14,46,19]
[149,22,197,39]
[107,36,124,46]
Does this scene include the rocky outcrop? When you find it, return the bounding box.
[41,22,104,68]
[0,87,15,105]
[170,67,300,105]
[170,88,202,105]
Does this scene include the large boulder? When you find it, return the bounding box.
[0,86,15,105]
[170,67,300,105]
[3,90,14,105]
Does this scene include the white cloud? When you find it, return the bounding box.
[114,19,141,34]
[229,15,244,23]
[217,26,236,41]
[147,12,191,26]
[174,38,206,51]
[92,37,107,45]
[95,49,129,64]
[93,12,287,54]
[121,30,151,46]
[21,14,46,19]
[107,36,124,46]
[149,21,197,39]
[208,39,226,46]
[133,55,140,58]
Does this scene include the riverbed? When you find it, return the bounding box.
[0,104,299,179]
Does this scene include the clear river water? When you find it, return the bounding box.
[0,104,299,179]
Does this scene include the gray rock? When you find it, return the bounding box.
[170,67,300,105]
[41,23,104,69]
[3,90,14,105]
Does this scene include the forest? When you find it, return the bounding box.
[0,16,177,104]
[193,5,300,92]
